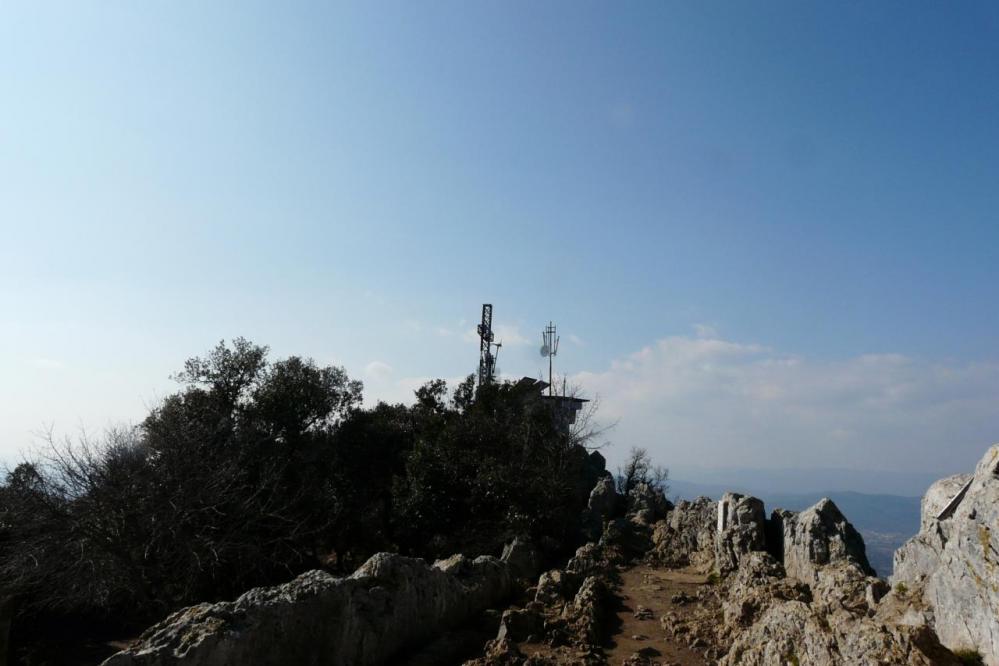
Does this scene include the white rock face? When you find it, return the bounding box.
[648,496,717,568]
[581,475,619,541]
[772,498,874,583]
[626,481,670,525]
[893,444,999,665]
[101,552,513,666]
[587,475,618,520]
[715,493,767,573]
[921,473,973,532]
[718,544,952,665]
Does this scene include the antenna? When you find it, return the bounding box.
[477,304,501,386]
[540,321,559,396]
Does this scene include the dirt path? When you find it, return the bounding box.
[603,564,712,666]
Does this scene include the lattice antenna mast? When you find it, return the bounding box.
[477,304,497,386]
[540,322,560,396]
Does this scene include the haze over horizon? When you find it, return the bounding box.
[3,2,999,489]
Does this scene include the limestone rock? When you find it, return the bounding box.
[771,498,874,583]
[588,475,618,521]
[495,608,543,643]
[581,475,619,541]
[564,576,608,646]
[565,543,607,576]
[718,553,957,666]
[102,553,513,666]
[720,552,810,629]
[534,569,582,606]
[714,493,767,574]
[921,473,973,532]
[647,496,716,568]
[893,444,999,665]
[626,482,671,526]
[501,537,541,581]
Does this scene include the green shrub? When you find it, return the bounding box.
[953,648,985,666]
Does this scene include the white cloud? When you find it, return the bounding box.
[29,358,64,370]
[568,334,585,347]
[494,325,530,347]
[574,335,999,476]
[364,361,393,381]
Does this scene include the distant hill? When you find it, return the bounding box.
[666,465,939,497]
[668,479,921,577]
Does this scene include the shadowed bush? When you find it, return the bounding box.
[0,339,602,662]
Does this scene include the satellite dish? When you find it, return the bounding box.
[540,344,550,357]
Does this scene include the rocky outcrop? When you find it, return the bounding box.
[714,493,766,574]
[534,569,582,606]
[470,559,612,666]
[580,475,618,541]
[565,542,608,576]
[625,481,671,526]
[587,476,618,521]
[500,537,541,582]
[893,444,999,665]
[102,552,513,666]
[920,472,973,532]
[647,496,717,568]
[772,497,875,583]
[645,494,960,665]
[713,544,958,665]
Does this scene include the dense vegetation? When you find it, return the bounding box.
[0,339,604,662]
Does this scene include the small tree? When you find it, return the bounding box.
[616,446,669,496]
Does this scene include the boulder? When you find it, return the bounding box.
[534,569,582,606]
[714,493,767,574]
[647,496,717,568]
[921,473,973,532]
[893,444,999,665]
[586,450,607,476]
[771,498,874,583]
[587,475,618,519]
[565,543,607,576]
[102,553,513,666]
[500,537,541,581]
[495,608,543,643]
[893,472,976,585]
[625,482,671,525]
[718,553,958,666]
[580,475,619,541]
[564,576,609,646]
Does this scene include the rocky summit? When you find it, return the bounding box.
[104,447,999,666]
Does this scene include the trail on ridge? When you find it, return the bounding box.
[603,563,714,666]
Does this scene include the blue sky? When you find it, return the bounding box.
[2,2,999,487]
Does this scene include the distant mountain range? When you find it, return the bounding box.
[668,478,921,577]
[666,465,939,497]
